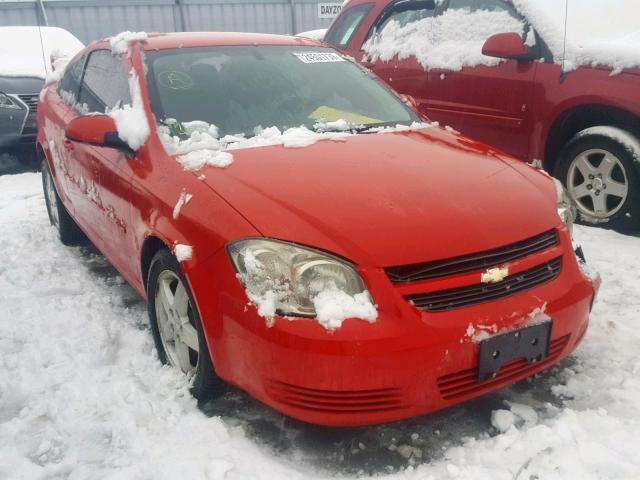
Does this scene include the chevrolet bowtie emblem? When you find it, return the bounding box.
[481,266,509,284]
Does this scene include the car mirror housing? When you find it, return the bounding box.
[65,114,135,155]
[482,32,532,61]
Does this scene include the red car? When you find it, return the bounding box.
[327,0,640,230]
[38,31,599,426]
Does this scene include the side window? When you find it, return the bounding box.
[325,3,374,49]
[58,53,87,104]
[371,0,435,38]
[444,0,527,51]
[78,50,132,114]
[446,0,524,26]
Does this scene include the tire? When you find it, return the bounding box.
[557,128,640,231]
[147,249,223,400]
[41,160,86,245]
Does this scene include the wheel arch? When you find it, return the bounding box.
[544,104,640,175]
[140,235,171,293]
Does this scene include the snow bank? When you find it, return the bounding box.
[108,71,150,151]
[160,120,433,172]
[363,8,525,71]
[109,31,148,55]
[2,175,640,479]
[490,409,515,433]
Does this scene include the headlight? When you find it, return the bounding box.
[227,238,374,320]
[553,178,576,234]
[0,93,20,110]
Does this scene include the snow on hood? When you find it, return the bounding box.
[0,26,84,79]
[159,120,434,172]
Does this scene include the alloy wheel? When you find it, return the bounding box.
[43,168,60,228]
[567,148,629,220]
[154,270,200,377]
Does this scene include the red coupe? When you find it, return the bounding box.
[37,32,599,426]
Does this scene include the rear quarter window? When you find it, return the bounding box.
[57,53,86,101]
[325,3,374,49]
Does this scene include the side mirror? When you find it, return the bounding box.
[482,32,531,61]
[65,115,135,155]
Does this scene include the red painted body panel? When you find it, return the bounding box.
[37,32,599,426]
[333,0,640,163]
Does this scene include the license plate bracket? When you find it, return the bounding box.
[478,322,552,382]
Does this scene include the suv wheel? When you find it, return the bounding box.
[558,127,640,231]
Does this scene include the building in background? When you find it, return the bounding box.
[0,0,345,44]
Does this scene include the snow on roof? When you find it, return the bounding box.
[0,26,84,78]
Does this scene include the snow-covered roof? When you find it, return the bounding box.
[0,26,84,79]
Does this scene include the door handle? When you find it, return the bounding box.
[63,140,74,151]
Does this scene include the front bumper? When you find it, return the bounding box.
[187,227,599,426]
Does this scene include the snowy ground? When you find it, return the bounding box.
[1,172,639,480]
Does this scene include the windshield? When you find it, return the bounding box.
[145,45,419,139]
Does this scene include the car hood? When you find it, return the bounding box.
[0,76,44,94]
[199,128,560,267]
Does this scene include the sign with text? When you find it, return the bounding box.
[318,2,343,19]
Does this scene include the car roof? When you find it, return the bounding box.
[93,31,326,51]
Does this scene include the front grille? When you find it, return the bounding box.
[18,94,38,135]
[17,94,38,111]
[266,380,406,414]
[406,257,562,312]
[437,335,570,400]
[385,230,558,284]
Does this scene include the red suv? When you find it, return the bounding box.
[327,0,640,230]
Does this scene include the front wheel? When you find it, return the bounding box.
[146,249,223,400]
[41,160,85,245]
[557,128,640,231]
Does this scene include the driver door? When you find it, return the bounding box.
[423,0,538,159]
[73,49,138,274]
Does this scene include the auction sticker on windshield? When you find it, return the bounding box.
[293,52,345,63]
